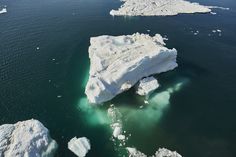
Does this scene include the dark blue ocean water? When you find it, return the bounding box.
[0,0,236,156]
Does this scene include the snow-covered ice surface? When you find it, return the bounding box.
[85,33,177,104]
[110,0,212,16]
[136,76,159,96]
[0,119,58,157]
[68,137,91,157]
[126,147,182,157]
[0,8,7,14]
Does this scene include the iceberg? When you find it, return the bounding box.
[0,8,7,14]
[85,33,177,104]
[0,119,58,157]
[126,147,182,157]
[135,76,159,96]
[153,148,182,157]
[68,137,91,157]
[110,0,211,16]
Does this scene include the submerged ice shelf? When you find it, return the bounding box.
[110,0,211,16]
[0,119,58,157]
[85,33,177,104]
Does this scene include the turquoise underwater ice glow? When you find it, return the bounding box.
[77,76,189,128]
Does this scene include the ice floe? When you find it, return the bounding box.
[0,119,58,157]
[68,137,91,157]
[135,76,159,96]
[85,33,177,104]
[126,147,182,157]
[0,8,7,14]
[110,0,211,16]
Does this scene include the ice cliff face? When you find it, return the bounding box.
[0,119,58,157]
[85,33,177,104]
[110,0,211,16]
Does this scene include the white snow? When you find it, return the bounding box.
[85,33,177,104]
[0,8,7,14]
[126,147,182,157]
[68,137,91,157]
[136,76,159,96]
[0,119,58,157]
[110,0,211,16]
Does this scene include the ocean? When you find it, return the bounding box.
[0,0,236,156]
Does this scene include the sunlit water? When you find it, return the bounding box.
[0,0,236,156]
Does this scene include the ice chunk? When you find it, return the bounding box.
[0,8,7,14]
[113,125,122,138]
[0,119,58,157]
[126,147,147,157]
[117,134,126,140]
[153,148,182,157]
[85,33,177,104]
[126,147,182,157]
[136,76,159,96]
[110,0,211,16]
[68,137,91,157]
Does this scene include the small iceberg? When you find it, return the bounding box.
[0,8,7,14]
[126,147,182,157]
[110,0,211,16]
[68,137,91,157]
[0,119,58,157]
[135,76,159,96]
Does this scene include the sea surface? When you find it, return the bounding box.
[0,0,236,156]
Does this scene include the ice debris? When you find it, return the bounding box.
[68,137,91,157]
[0,119,58,157]
[126,147,182,157]
[0,8,7,14]
[110,0,211,16]
[135,76,159,96]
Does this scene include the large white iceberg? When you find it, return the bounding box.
[0,119,58,157]
[85,33,177,104]
[110,0,211,16]
[68,137,91,157]
[126,147,182,157]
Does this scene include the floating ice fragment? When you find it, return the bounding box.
[210,12,217,15]
[0,119,58,157]
[117,135,126,140]
[68,137,91,157]
[110,0,211,16]
[136,76,159,96]
[0,8,7,14]
[113,125,122,138]
[126,147,182,157]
